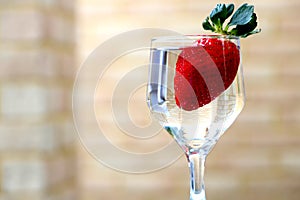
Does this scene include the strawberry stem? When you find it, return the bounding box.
[202,3,261,38]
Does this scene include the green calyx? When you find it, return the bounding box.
[202,3,261,38]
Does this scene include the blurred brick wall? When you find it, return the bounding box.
[0,0,77,199]
[0,0,299,200]
[76,0,300,200]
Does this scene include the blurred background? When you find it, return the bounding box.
[0,0,300,199]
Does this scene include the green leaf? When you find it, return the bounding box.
[230,13,259,37]
[210,4,227,25]
[225,4,234,19]
[202,3,261,38]
[202,17,215,31]
[228,3,254,26]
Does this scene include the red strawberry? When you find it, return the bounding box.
[174,37,240,111]
[173,2,261,111]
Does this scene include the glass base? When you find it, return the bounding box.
[190,191,206,200]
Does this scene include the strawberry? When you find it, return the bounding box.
[174,38,240,111]
[174,3,260,111]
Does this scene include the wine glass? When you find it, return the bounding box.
[146,35,245,200]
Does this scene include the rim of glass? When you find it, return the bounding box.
[151,34,240,42]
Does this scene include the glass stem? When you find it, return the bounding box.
[187,153,206,200]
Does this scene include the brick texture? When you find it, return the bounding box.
[76,0,300,200]
[1,0,299,199]
[0,0,77,199]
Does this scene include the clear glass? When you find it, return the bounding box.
[147,35,245,200]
